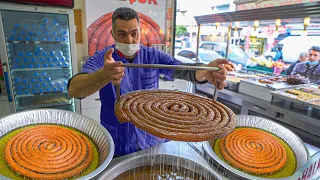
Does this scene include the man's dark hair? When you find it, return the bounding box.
[112,7,140,30]
[309,46,320,53]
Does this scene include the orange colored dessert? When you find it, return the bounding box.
[219,128,287,175]
[5,125,94,180]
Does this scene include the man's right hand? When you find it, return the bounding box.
[99,48,125,85]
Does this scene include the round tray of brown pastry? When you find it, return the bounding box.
[203,115,310,180]
[115,89,236,142]
[0,109,115,180]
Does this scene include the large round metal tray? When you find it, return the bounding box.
[0,109,115,180]
[203,115,310,180]
[98,153,222,180]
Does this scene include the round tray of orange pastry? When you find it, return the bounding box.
[203,115,310,180]
[115,89,236,142]
[0,109,115,180]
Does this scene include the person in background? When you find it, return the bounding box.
[285,52,308,75]
[291,46,320,84]
[68,7,231,156]
[273,45,283,61]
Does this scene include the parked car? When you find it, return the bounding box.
[174,48,223,64]
[199,41,249,66]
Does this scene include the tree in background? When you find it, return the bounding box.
[176,25,187,37]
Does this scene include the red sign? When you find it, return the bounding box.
[262,26,287,34]
[129,0,158,5]
[0,0,74,8]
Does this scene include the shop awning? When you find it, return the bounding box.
[194,2,320,25]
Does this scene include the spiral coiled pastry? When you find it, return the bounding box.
[115,90,236,142]
[219,128,287,174]
[5,125,94,180]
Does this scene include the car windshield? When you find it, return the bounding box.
[201,43,248,59]
[228,45,248,58]
[199,52,220,63]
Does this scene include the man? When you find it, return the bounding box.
[285,52,307,75]
[68,7,230,156]
[291,46,320,84]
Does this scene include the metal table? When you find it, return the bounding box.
[196,83,320,148]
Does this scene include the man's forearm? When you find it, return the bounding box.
[68,69,111,98]
[172,63,208,83]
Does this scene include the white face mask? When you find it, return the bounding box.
[115,41,140,56]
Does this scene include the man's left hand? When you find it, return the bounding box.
[196,59,233,90]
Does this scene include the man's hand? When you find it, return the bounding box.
[98,48,125,85]
[196,59,231,90]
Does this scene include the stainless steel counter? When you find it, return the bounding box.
[196,83,320,147]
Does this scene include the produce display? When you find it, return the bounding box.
[115,90,236,142]
[248,57,290,69]
[212,127,297,178]
[0,125,99,180]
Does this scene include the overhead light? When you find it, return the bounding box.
[253,20,259,32]
[275,19,281,26]
[304,17,311,26]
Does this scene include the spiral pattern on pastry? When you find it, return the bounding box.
[5,125,94,180]
[219,128,287,174]
[115,90,236,142]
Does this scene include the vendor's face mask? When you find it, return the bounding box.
[115,41,140,56]
[307,60,319,66]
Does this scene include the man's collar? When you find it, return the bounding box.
[116,49,124,58]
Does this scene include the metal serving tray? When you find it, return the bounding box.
[239,77,311,102]
[271,89,320,106]
[203,115,310,180]
[0,109,115,180]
